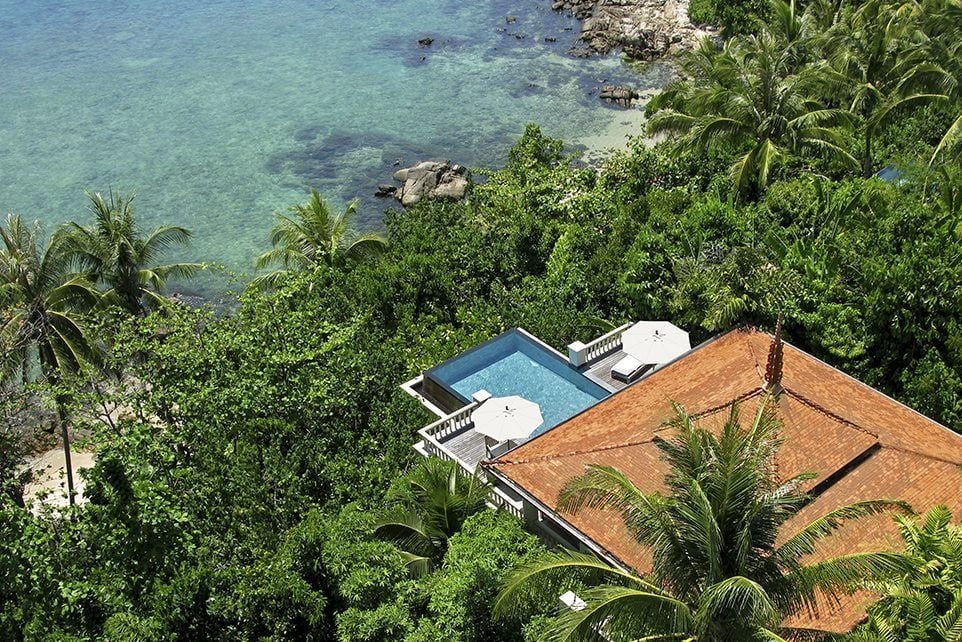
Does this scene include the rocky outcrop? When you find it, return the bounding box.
[392,161,469,207]
[552,0,716,60]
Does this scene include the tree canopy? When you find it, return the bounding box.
[2,0,962,637]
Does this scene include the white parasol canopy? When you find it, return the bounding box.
[621,321,691,365]
[471,395,543,442]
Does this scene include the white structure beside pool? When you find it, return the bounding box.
[400,322,691,528]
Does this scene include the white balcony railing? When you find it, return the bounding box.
[489,485,524,520]
[417,401,480,474]
[416,404,527,520]
[567,322,633,367]
[420,400,477,441]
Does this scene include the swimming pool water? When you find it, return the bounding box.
[427,329,609,436]
[452,351,604,433]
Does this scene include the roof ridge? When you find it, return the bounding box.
[782,386,880,441]
[689,389,763,419]
[745,332,768,385]
[878,443,962,468]
[778,337,962,445]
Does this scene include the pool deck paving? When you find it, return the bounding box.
[581,349,631,392]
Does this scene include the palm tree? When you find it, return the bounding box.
[0,215,100,505]
[818,0,939,177]
[931,165,962,239]
[914,0,962,166]
[252,189,387,289]
[845,506,962,642]
[374,458,489,577]
[648,30,857,196]
[62,190,201,315]
[769,0,818,67]
[495,396,913,641]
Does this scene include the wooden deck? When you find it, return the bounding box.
[581,349,631,392]
[444,426,488,470]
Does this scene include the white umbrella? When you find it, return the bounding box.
[472,395,543,442]
[621,321,690,365]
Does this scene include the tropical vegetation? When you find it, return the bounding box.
[374,458,489,577]
[845,507,962,642]
[253,189,387,289]
[0,0,961,638]
[649,0,962,194]
[0,215,100,504]
[63,191,202,314]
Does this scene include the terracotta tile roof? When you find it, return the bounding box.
[486,328,962,632]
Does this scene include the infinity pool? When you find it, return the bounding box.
[425,329,610,435]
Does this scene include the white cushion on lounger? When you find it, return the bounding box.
[611,355,643,381]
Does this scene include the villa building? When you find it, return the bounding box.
[401,324,962,631]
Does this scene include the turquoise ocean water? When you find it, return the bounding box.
[0,0,669,296]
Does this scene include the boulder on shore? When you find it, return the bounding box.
[599,84,640,108]
[392,161,470,207]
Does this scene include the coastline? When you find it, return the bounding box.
[574,107,648,163]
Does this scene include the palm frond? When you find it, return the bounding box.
[777,500,913,564]
[931,112,962,166]
[788,552,917,598]
[494,549,651,619]
[543,584,693,642]
[696,576,779,630]
[373,510,434,558]
[249,269,292,291]
[141,225,193,257]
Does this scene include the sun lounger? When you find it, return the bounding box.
[611,355,650,383]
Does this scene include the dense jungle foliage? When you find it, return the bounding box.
[2,0,961,638]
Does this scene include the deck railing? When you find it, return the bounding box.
[420,401,477,441]
[567,322,633,367]
[417,401,480,474]
[419,437,475,474]
[489,485,524,520]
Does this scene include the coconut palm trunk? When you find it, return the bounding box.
[863,126,874,178]
[42,356,77,505]
[56,398,76,506]
[1,215,101,506]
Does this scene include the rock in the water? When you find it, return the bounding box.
[391,160,470,207]
[599,84,640,107]
[417,37,434,47]
[506,15,517,23]
[375,184,397,197]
